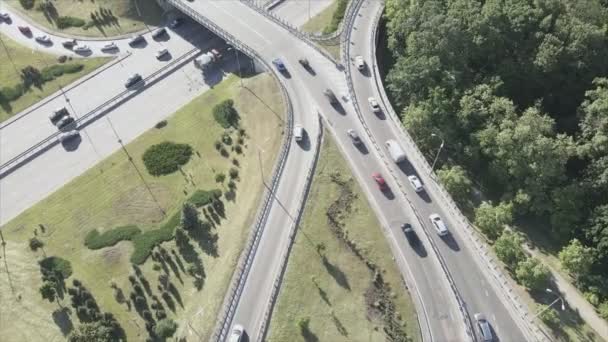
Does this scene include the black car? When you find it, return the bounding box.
[152,28,167,39]
[128,35,145,46]
[56,116,75,130]
[62,39,77,50]
[125,73,143,88]
[402,223,419,245]
[324,89,338,104]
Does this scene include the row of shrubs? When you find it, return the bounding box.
[84,225,142,249]
[56,16,86,29]
[188,189,222,207]
[0,63,84,105]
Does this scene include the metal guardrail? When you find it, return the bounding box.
[240,0,341,65]
[256,115,324,342]
[164,1,295,341]
[302,0,359,44]
[342,1,475,341]
[0,47,201,178]
[365,3,549,342]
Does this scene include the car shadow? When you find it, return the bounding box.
[441,234,460,251]
[331,102,346,115]
[157,52,172,61]
[359,67,371,78]
[3,18,13,24]
[354,142,369,155]
[381,187,395,200]
[296,131,311,151]
[374,110,386,120]
[417,190,432,203]
[130,39,148,48]
[279,69,292,79]
[153,33,171,42]
[397,159,417,176]
[61,134,82,151]
[411,239,428,257]
[75,50,92,57]
[304,66,316,76]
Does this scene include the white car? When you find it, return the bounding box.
[368,97,381,113]
[35,35,51,44]
[355,55,366,70]
[101,43,118,52]
[429,213,449,236]
[156,48,169,59]
[474,313,494,342]
[73,45,90,54]
[58,130,80,143]
[228,324,244,342]
[294,124,304,142]
[407,175,423,192]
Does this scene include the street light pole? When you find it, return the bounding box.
[532,289,565,319]
[430,133,445,172]
[228,45,244,87]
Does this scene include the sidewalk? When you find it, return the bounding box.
[526,247,608,340]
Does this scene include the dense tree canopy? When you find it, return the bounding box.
[384,0,608,300]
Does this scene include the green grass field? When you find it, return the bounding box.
[266,136,421,342]
[0,33,109,122]
[0,73,285,341]
[301,0,339,33]
[6,0,163,38]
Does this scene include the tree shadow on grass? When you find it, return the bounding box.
[163,254,183,285]
[331,312,348,337]
[188,223,219,257]
[52,307,73,336]
[321,256,351,291]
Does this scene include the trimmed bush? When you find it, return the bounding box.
[142,141,193,176]
[56,16,86,29]
[212,99,239,128]
[84,225,142,249]
[187,189,222,207]
[39,256,73,278]
[41,63,84,82]
[19,0,35,10]
[29,237,44,251]
[229,168,239,179]
[155,318,177,338]
[155,120,167,129]
[0,85,25,102]
[130,212,181,264]
[324,0,348,34]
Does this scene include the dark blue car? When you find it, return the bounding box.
[272,58,286,72]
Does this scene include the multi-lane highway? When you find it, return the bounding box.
[0,1,543,341]
[169,0,471,341]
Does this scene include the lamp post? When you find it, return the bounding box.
[532,288,565,319]
[430,133,445,172]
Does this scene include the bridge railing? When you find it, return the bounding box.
[364,3,550,342]
[164,1,295,341]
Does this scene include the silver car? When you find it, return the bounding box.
[228,324,244,342]
[429,213,449,236]
[474,313,494,341]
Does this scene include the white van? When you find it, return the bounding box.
[294,124,304,142]
[385,139,406,163]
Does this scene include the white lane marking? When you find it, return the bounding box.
[205,1,272,45]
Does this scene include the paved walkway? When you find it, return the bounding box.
[526,247,608,340]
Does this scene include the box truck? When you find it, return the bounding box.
[385,139,406,163]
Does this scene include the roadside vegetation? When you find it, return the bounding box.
[7,0,163,38]
[0,33,109,122]
[382,0,608,339]
[0,73,284,341]
[267,136,420,342]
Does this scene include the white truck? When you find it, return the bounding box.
[194,49,222,69]
[385,139,407,163]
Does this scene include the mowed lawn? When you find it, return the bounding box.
[0,73,285,341]
[267,136,421,342]
[301,0,339,33]
[0,33,109,122]
[5,0,163,38]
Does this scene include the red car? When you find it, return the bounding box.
[18,26,31,36]
[372,172,388,190]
